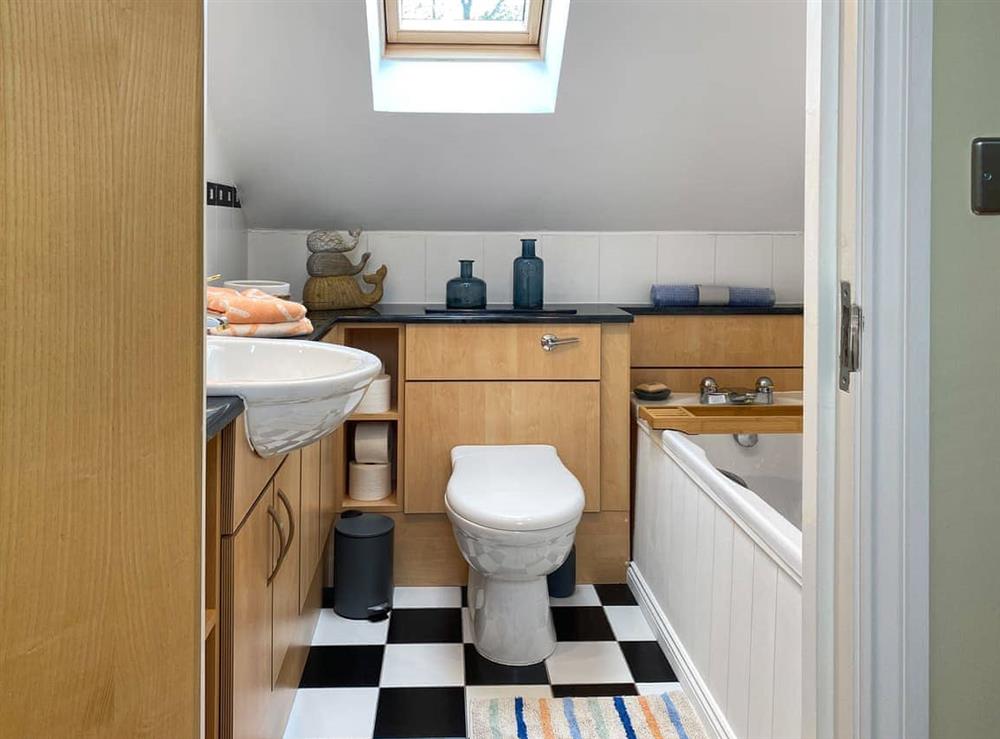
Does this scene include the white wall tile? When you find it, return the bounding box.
[369,233,426,303]
[424,233,485,303]
[715,234,774,289]
[598,233,657,302]
[771,233,804,303]
[656,233,716,285]
[541,233,599,302]
[245,229,798,306]
[483,233,529,304]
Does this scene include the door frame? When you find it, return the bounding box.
[802,1,932,738]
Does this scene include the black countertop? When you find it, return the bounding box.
[304,303,634,341]
[206,396,243,441]
[621,304,804,316]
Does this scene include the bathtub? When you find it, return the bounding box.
[629,420,802,739]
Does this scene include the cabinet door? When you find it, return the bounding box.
[299,441,322,611]
[403,381,601,513]
[225,483,273,739]
[271,452,301,688]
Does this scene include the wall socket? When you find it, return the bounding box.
[206,182,241,208]
[971,138,1000,214]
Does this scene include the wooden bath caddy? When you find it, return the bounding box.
[639,404,803,434]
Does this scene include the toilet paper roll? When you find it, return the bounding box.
[356,374,392,414]
[348,462,392,501]
[354,422,393,464]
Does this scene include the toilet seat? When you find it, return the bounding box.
[446,445,585,532]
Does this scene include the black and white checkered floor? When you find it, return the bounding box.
[284,584,682,739]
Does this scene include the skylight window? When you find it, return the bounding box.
[366,0,570,113]
[384,0,546,57]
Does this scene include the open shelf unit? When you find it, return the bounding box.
[328,323,405,513]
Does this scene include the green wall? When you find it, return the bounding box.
[930,1,1000,736]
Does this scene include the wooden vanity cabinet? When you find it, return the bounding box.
[216,422,330,739]
[403,323,620,515]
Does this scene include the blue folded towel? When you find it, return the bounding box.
[649,284,776,308]
[729,287,776,307]
[649,284,699,306]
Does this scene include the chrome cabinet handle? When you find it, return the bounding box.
[270,488,296,582]
[266,505,286,584]
[540,333,580,352]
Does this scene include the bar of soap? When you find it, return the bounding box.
[633,383,672,401]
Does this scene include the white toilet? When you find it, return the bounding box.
[445,444,585,666]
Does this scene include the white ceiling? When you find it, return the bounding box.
[207,0,806,232]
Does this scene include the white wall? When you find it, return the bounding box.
[207,0,806,232]
[204,104,248,281]
[248,229,803,304]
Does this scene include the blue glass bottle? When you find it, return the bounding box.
[512,238,543,309]
[446,259,487,309]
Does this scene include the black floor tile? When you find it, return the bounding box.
[374,687,466,738]
[595,583,637,606]
[298,645,384,688]
[551,683,638,698]
[461,585,468,607]
[619,641,677,683]
[551,606,616,641]
[387,608,463,644]
[463,644,549,686]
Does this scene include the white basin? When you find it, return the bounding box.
[206,336,381,457]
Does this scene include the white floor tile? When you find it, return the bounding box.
[380,643,465,687]
[312,608,390,645]
[461,607,473,643]
[549,584,601,607]
[545,641,633,685]
[604,606,656,641]
[283,687,378,739]
[393,586,462,609]
[636,682,684,696]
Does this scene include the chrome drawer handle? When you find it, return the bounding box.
[540,334,580,352]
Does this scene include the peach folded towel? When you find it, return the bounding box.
[207,286,307,324]
[208,318,314,338]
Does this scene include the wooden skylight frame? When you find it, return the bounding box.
[383,0,547,59]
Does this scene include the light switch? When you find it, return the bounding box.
[971,138,1000,214]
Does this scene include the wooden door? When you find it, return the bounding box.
[403,381,601,513]
[224,484,274,739]
[299,441,322,611]
[271,452,301,687]
[0,1,203,734]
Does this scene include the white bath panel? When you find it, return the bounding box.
[632,422,803,739]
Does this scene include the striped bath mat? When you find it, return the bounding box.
[467,691,708,739]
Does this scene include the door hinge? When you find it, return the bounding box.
[840,281,863,391]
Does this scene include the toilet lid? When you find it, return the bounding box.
[446,445,585,532]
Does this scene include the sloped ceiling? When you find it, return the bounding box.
[207,0,805,231]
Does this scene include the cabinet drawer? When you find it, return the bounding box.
[630,315,804,368]
[405,324,601,380]
[403,381,601,513]
[223,414,287,534]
